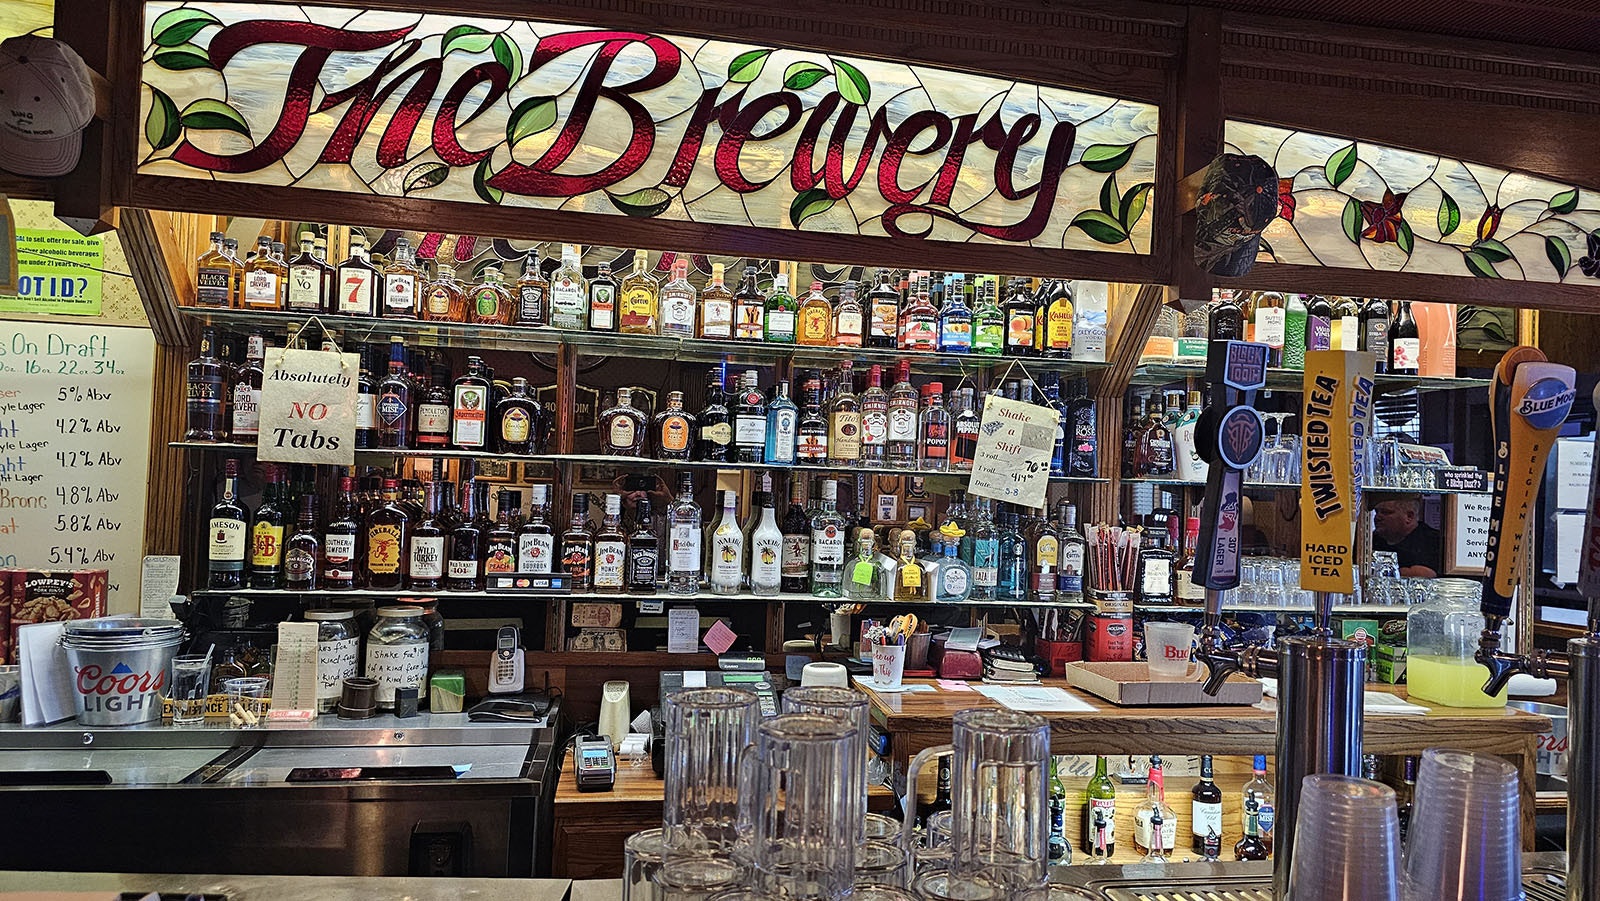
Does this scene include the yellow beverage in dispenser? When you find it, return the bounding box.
[1406,654,1509,708]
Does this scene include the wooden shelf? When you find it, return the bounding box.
[1134,603,1410,615]
[1130,361,1491,394]
[1124,476,1490,496]
[189,586,1096,609]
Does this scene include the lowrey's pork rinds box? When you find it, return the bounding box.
[3,569,109,655]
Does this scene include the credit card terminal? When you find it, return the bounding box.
[575,736,616,792]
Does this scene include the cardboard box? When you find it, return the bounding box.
[6,569,108,652]
[1064,661,1264,706]
[1342,618,1380,681]
[1375,643,1407,684]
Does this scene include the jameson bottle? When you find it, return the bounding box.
[207,458,250,589]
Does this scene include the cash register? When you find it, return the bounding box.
[659,656,780,717]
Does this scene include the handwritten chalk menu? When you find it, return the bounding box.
[0,322,154,610]
[967,395,1057,508]
[1445,493,1492,575]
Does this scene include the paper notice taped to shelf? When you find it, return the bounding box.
[257,346,358,466]
[967,395,1056,508]
[139,555,181,619]
[668,607,700,653]
[973,684,1097,713]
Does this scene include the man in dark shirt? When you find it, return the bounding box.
[1372,495,1442,578]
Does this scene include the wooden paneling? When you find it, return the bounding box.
[142,344,189,557]
[1089,283,1169,522]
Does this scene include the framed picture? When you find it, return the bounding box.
[476,458,516,483]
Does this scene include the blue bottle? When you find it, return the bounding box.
[996,505,1030,601]
[765,379,798,465]
[937,273,973,354]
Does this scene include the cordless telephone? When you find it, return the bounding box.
[489,626,525,694]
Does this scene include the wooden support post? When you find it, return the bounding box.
[555,344,578,454]
[52,0,118,235]
[1088,283,1169,523]
[1173,7,1224,309]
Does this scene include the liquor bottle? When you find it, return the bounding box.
[451,356,491,450]
[1134,756,1177,856]
[845,529,880,601]
[834,281,865,347]
[446,483,485,591]
[1031,510,1059,602]
[349,346,376,449]
[1305,294,1334,352]
[1041,280,1074,358]
[653,390,696,461]
[886,361,919,468]
[467,264,513,326]
[1139,393,1175,476]
[1253,290,1287,366]
[549,243,588,330]
[828,361,862,466]
[748,490,784,597]
[968,498,999,600]
[1389,299,1420,375]
[919,382,951,472]
[1069,279,1108,361]
[1002,278,1038,356]
[586,260,617,332]
[1191,754,1224,859]
[781,479,812,593]
[243,465,286,589]
[796,375,830,465]
[938,276,973,353]
[600,387,648,456]
[901,280,939,351]
[733,265,766,341]
[852,365,889,467]
[764,380,799,465]
[363,478,408,590]
[1334,296,1362,351]
[405,482,448,591]
[281,494,321,592]
[593,494,627,593]
[699,262,734,340]
[562,493,596,591]
[1242,754,1275,856]
[618,249,659,335]
[667,473,703,594]
[1207,288,1244,341]
[517,484,556,574]
[240,235,283,310]
[948,388,980,471]
[207,459,251,589]
[229,332,264,444]
[810,480,848,597]
[376,337,413,449]
[493,377,538,454]
[1235,797,1269,862]
[512,248,550,326]
[409,365,449,449]
[1282,292,1308,369]
[659,256,697,338]
[935,542,973,602]
[797,280,834,346]
[221,237,246,303]
[996,505,1029,602]
[1048,757,1069,863]
[971,276,1004,355]
[697,366,733,462]
[1360,297,1391,373]
[186,328,228,441]
[764,270,797,343]
[708,490,745,595]
[322,476,361,590]
[867,271,900,349]
[1083,755,1117,861]
[195,231,236,308]
[1057,503,1086,603]
[421,261,465,322]
[1396,755,1417,844]
[922,756,954,828]
[732,371,768,463]
[381,236,421,318]
[335,234,378,316]
[284,231,326,313]
[1063,380,1096,477]
[484,491,518,576]
[892,531,926,601]
[627,497,660,593]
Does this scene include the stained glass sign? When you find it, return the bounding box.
[138,2,1159,252]
[1229,120,1600,284]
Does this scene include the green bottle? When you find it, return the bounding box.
[1283,292,1308,369]
[972,275,1004,355]
[1084,754,1118,859]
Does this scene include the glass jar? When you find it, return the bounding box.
[1405,579,1504,708]
[305,609,360,713]
[399,597,445,654]
[365,606,430,710]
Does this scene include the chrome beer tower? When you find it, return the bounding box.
[1470,349,1582,898]
[1191,341,1368,899]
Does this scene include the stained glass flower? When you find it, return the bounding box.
[1359,190,1407,243]
[1579,231,1600,278]
[1478,205,1503,242]
[1278,178,1295,222]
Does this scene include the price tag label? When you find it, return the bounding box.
[967,395,1056,508]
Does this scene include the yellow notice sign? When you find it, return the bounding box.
[1299,350,1376,594]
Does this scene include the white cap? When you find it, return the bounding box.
[0,36,96,177]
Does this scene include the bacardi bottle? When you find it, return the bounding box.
[809,480,848,597]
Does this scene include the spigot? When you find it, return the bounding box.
[1196,645,1243,696]
[1477,624,1570,695]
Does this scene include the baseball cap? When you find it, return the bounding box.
[0,35,96,178]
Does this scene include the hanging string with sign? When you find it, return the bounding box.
[257,317,359,466]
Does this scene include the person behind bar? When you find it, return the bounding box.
[1371,494,1442,578]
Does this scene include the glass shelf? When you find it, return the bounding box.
[188,587,1097,609]
[1130,361,1490,394]
[1124,477,1489,496]
[178,307,1111,378]
[1134,603,1408,615]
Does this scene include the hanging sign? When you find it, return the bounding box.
[257,346,357,466]
[1298,350,1375,594]
[968,396,1056,508]
[0,228,103,316]
[137,2,1159,251]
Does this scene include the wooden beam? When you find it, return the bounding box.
[1222,261,1600,315]
[142,344,189,558]
[118,208,196,347]
[1171,7,1224,306]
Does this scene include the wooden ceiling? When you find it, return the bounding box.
[1189,0,1600,54]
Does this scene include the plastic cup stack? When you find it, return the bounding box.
[1287,774,1401,901]
[1402,748,1523,901]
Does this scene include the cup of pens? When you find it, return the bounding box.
[872,636,907,691]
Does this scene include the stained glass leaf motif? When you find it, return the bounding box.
[1550,189,1580,215]
[1437,192,1461,237]
[1396,219,1414,255]
[1325,143,1358,189]
[834,60,871,105]
[153,44,212,71]
[150,8,221,47]
[1546,235,1572,278]
[1070,211,1127,244]
[491,34,522,85]
[1080,143,1135,174]
[783,61,828,91]
[145,87,180,151]
[180,99,249,137]
[1474,238,1513,264]
[609,186,673,218]
[442,25,496,55]
[1098,174,1121,221]
[1341,197,1361,244]
[1463,250,1500,279]
[1119,182,1153,231]
[403,162,449,195]
[727,49,772,84]
[473,157,504,205]
[790,187,834,227]
[507,96,558,146]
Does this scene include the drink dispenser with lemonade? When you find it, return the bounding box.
[1407,580,1507,707]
